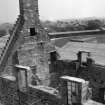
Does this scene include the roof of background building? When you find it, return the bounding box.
[57,42,105,66]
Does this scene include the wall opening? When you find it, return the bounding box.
[50,51,57,63]
[30,28,37,36]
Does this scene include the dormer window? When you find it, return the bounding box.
[30,28,37,36]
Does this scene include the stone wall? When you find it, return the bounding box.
[0,76,40,105]
[0,76,18,105]
[0,76,60,105]
[50,60,105,103]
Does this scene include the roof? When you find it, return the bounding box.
[61,76,86,83]
[57,42,105,66]
[0,35,10,55]
[51,35,98,48]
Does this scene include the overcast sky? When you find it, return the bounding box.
[0,0,105,23]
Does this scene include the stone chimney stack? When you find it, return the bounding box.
[17,0,54,86]
[19,0,39,26]
[18,0,42,39]
[2,0,54,86]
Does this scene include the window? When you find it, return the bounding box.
[30,28,37,36]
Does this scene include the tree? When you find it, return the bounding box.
[0,29,7,37]
[85,19,104,30]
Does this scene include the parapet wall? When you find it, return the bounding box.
[0,76,18,105]
[50,60,105,103]
[0,75,60,105]
[0,76,41,105]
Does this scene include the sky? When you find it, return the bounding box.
[0,0,105,23]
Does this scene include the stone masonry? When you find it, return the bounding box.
[0,0,56,105]
[1,0,55,86]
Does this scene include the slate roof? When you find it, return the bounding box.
[57,42,105,66]
[0,35,10,55]
[51,34,105,48]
